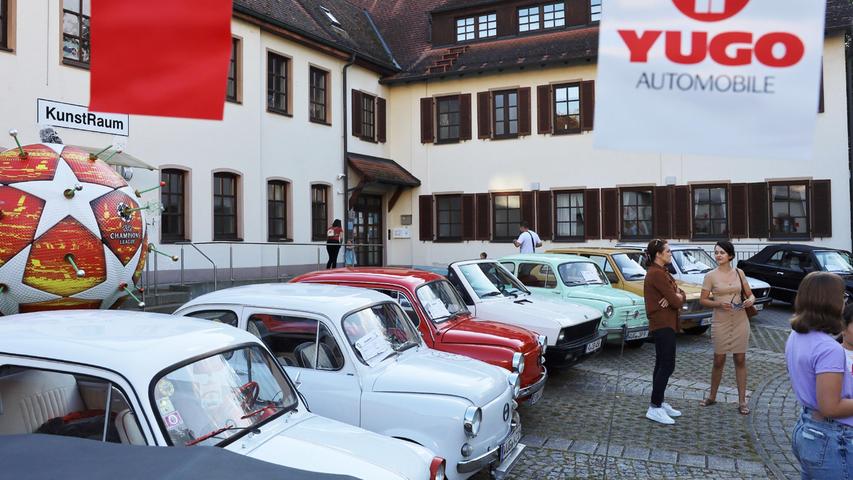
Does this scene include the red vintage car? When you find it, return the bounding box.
[291,268,548,405]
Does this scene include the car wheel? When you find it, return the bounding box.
[683,325,710,335]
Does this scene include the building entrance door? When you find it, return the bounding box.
[352,194,383,266]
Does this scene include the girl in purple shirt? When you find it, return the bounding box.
[785,272,853,478]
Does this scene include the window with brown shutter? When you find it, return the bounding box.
[493,90,519,139]
[672,186,690,239]
[493,192,521,241]
[621,187,654,240]
[352,90,363,138]
[377,97,386,143]
[436,194,462,241]
[554,190,585,241]
[729,183,748,238]
[518,87,531,136]
[475,193,491,240]
[812,180,831,237]
[653,186,672,238]
[420,97,435,143]
[580,80,595,131]
[360,93,377,142]
[747,182,769,238]
[691,184,728,239]
[585,189,601,240]
[477,91,492,139]
[436,95,461,143]
[521,191,535,230]
[537,85,552,134]
[601,188,619,239]
[553,83,581,135]
[769,181,809,239]
[460,94,472,140]
[462,194,476,240]
[418,195,434,241]
[537,191,553,240]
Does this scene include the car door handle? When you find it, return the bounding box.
[776,272,784,275]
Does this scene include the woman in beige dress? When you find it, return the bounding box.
[698,240,755,414]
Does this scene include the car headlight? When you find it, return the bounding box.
[511,352,524,375]
[508,373,521,398]
[604,305,614,318]
[463,406,482,438]
[557,329,566,343]
[430,457,446,480]
[537,334,547,354]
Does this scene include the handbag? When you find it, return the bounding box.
[738,270,758,318]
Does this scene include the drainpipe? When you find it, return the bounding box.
[343,53,357,244]
[846,31,853,250]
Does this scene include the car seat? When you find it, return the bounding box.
[0,370,85,435]
[294,342,336,369]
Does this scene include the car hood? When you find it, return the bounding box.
[624,279,702,301]
[242,415,427,480]
[565,285,643,307]
[371,347,508,405]
[439,316,538,351]
[677,273,771,290]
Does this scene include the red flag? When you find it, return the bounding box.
[89,0,233,120]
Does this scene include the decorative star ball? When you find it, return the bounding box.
[0,143,148,315]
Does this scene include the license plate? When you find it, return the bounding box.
[528,388,544,405]
[755,304,764,311]
[700,317,712,326]
[499,425,522,462]
[586,338,603,353]
[626,330,648,341]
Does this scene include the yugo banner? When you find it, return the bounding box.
[594,0,826,160]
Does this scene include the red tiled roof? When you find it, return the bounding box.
[347,152,421,187]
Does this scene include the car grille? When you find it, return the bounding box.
[753,288,770,299]
[559,317,602,345]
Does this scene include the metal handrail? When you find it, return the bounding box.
[175,241,219,291]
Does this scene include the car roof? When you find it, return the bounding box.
[500,253,593,264]
[181,283,391,318]
[0,310,258,379]
[547,247,641,255]
[292,267,442,289]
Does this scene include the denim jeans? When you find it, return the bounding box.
[792,407,853,479]
[650,327,676,407]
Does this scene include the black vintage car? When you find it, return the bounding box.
[738,244,853,303]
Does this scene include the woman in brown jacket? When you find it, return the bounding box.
[644,239,686,425]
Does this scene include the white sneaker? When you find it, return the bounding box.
[661,402,682,418]
[646,406,675,425]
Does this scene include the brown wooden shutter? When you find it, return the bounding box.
[729,183,748,238]
[672,186,690,239]
[601,188,619,239]
[537,191,553,240]
[351,90,363,138]
[653,186,672,238]
[475,193,491,240]
[812,180,832,237]
[580,81,595,131]
[521,191,535,230]
[518,87,531,136]
[537,85,552,134]
[461,194,476,240]
[459,94,472,140]
[477,91,492,139]
[418,195,434,241]
[585,188,601,240]
[376,97,386,143]
[420,97,434,143]
[747,182,769,238]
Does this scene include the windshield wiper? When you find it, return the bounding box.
[481,291,503,297]
[186,425,259,446]
[565,281,586,286]
[397,341,418,353]
[241,402,292,420]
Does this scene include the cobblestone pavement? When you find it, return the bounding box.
[472,302,801,479]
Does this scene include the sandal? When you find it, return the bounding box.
[699,398,717,407]
[738,403,751,415]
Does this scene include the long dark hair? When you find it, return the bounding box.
[791,272,845,335]
[646,239,667,263]
[332,219,342,228]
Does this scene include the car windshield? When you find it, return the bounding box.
[458,262,530,299]
[558,262,608,286]
[416,280,470,323]
[342,301,422,366]
[815,251,853,274]
[153,345,298,447]
[614,253,647,280]
[673,249,716,274]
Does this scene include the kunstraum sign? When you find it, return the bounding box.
[37,99,129,136]
[594,0,826,160]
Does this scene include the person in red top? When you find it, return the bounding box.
[325,219,343,269]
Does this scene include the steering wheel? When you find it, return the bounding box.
[238,381,260,409]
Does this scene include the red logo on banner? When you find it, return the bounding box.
[672,0,749,22]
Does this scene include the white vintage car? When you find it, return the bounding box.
[175,283,524,480]
[442,260,607,368]
[0,310,446,480]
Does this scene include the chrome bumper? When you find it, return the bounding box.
[457,412,523,474]
[518,367,547,399]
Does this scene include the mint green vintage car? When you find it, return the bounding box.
[499,254,649,346]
